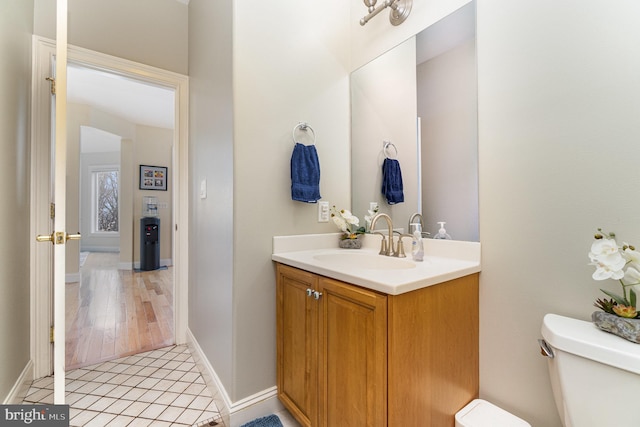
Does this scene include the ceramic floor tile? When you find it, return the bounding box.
[75,382,102,395]
[150,368,172,379]
[94,372,118,383]
[105,385,133,399]
[83,412,117,427]
[138,402,168,419]
[156,391,181,406]
[120,401,150,417]
[136,366,158,377]
[136,388,163,403]
[88,383,118,396]
[171,393,195,408]
[157,405,185,422]
[184,383,207,396]
[105,414,135,426]
[168,381,191,394]
[188,396,214,411]
[87,396,118,412]
[121,387,147,401]
[22,345,224,427]
[177,408,202,425]
[65,380,88,392]
[104,398,133,414]
[127,417,153,427]
[73,394,101,410]
[77,371,103,381]
[121,375,147,387]
[70,409,100,426]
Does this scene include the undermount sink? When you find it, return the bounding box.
[313,252,416,270]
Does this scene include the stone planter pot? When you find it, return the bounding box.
[338,237,362,249]
[592,311,640,344]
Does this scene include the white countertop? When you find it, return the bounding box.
[272,233,481,295]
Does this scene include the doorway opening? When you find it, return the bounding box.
[30,36,189,380]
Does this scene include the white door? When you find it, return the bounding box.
[35,0,74,404]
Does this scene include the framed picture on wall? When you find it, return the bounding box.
[139,165,168,191]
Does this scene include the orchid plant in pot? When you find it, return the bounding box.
[330,206,365,249]
[588,229,640,343]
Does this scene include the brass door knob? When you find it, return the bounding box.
[36,231,81,245]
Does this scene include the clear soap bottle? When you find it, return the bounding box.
[411,223,424,262]
[433,222,452,240]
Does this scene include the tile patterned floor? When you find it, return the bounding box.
[23,345,224,427]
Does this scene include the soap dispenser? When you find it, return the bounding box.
[411,223,424,262]
[433,222,452,240]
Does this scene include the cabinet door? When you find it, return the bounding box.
[276,264,318,427]
[318,278,387,427]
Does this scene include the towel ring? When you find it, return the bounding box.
[383,141,398,159]
[293,122,316,145]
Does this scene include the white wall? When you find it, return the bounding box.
[0,0,34,402]
[232,0,351,402]
[477,1,640,425]
[33,0,188,75]
[188,0,234,406]
[188,0,352,405]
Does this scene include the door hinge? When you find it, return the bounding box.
[45,77,56,95]
[49,326,54,343]
[50,203,55,219]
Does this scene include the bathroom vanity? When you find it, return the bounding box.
[273,234,481,427]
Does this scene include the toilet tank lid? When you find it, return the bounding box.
[541,313,640,375]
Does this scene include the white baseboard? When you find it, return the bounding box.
[186,328,283,427]
[118,262,133,271]
[3,360,33,404]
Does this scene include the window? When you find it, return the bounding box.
[93,168,119,233]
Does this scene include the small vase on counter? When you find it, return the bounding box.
[339,234,362,249]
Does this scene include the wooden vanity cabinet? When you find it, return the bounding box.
[276,263,479,427]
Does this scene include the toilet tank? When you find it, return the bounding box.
[541,314,640,427]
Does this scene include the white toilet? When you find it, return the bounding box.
[455,399,530,427]
[540,313,640,427]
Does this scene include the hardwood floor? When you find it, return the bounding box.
[66,252,174,370]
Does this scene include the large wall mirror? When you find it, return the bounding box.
[351,1,478,242]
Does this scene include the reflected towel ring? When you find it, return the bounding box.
[293,122,316,145]
[383,141,398,159]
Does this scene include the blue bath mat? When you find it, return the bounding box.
[240,414,283,427]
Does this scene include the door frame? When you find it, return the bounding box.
[30,35,189,378]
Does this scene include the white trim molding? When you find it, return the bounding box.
[3,360,34,404]
[30,35,189,379]
[186,329,284,427]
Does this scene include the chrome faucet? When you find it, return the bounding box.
[370,213,394,256]
[408,212,430,238]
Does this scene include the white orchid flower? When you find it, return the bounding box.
[589,238,625,280]
[332,215,348,233]
[623,266,640,289]
[622,245,640,271]
[341,210,360,226]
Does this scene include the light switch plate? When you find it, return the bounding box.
[318,201,330,222]
[200,179,207,199]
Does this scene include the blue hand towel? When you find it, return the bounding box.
[291,143,321,203]
[381,157,404,205]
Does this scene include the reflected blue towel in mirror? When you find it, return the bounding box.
[382,157,404,204]
[291,143,321,203]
